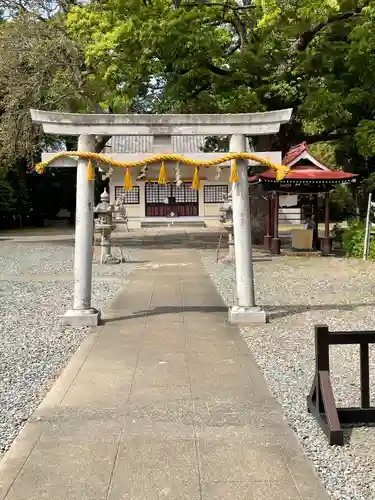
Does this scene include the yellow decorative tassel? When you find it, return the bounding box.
[276,165,290,181]
[229,159,240,183]
[158,161,167,184]
[192,166,200,189]
[124,167,133,190]
[35,163,46,175]
[87,159,95,181]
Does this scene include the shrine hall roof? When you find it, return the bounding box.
[248,142,358,185]
[104,136,205,153]
[104,136,253,153]
[249,169,358,183]
[282,142,309,165]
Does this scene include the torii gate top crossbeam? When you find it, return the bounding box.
[30,109,293,136]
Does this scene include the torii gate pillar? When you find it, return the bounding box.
[63,134,100,326]
[229,134,266,324]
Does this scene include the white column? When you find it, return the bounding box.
[229,134,266,324]
[62,134,100,326]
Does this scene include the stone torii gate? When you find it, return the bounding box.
[30,109,292,327]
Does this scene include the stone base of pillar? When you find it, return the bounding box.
[320,236,333,255]
[228,306,267,325]
[61,308,101,327]
[271,237,281,255]
[264,235,272,251]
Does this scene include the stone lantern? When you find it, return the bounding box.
[94,188,120,264]
[219,192,235,263]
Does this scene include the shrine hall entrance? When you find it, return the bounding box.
[145,182,199,217]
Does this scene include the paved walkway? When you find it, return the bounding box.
[0,248,328,500]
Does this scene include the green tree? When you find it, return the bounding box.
[0,12,102,168]
[0,2,111,222]
[65,0,375,221]
[65,1,375,148]
[3,0,375,223]
[0,170,14,214]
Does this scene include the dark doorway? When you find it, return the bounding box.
[145,182,199,217]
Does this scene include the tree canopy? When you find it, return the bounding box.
[1,0,375,221]
[65,1,375,163]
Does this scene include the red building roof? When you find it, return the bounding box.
[249,143,358,184]
[257,169,358,181]
[282,142,309,166]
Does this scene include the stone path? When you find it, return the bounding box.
[0,248,328,500]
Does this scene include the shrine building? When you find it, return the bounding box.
[105,135,281,228]
[250,142,358,254]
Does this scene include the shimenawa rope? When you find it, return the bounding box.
[34,151,290,190]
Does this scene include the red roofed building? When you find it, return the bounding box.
[249,143,358,255]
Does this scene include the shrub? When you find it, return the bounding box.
[332,223,345,247]
[329,185,356,221]
[341,220,375,260]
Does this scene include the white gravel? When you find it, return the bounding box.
[200,249,375,500]
[0,241,139,457]
[0,242,140,276]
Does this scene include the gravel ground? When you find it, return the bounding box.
[0,242,141,276]
[200,249,375,500]
[0,241,140,458]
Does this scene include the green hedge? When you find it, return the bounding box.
[336,221,375,260]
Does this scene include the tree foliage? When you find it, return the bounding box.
[0,170,14,214]
[65,2,375,150]
[0,15,82,165]
[0,0,114,168]
[2,0,375,223]
[64,0,375,212]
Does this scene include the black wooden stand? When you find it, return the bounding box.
[307,324,375,445]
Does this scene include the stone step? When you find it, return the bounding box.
[141,220,206,228]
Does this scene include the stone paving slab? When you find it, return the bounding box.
[0,247,329,500]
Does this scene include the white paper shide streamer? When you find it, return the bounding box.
[215,165,222,180]
[136,165,148,180]
[102,166,114,181]
[175,163,182,186]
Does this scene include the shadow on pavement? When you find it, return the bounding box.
[103,302,375,324]
[266,302,375,320]
[103,305,228,323]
